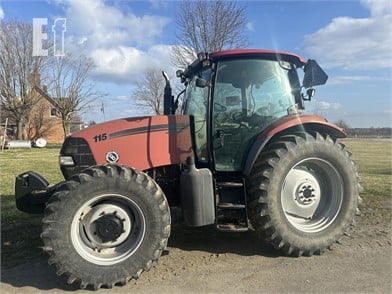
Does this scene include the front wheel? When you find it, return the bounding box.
[247,132,360,256]
[41,165,170,289]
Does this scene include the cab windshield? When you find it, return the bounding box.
[213,59,298,123]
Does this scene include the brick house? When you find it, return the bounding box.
[1,73,84,145]
[25,73,65,144]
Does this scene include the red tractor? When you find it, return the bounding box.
[16,49,360,289]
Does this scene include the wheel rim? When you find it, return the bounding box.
[281,158,344,233]
[71,194,146,265]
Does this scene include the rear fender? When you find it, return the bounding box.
[243,115,346,176]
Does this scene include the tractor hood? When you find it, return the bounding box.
[61,115,193,175]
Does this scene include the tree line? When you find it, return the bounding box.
[335,120,391,138]
[346,128,391,138]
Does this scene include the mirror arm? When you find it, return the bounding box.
[174,89,186,112]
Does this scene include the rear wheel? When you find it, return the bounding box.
[247,132,360,256]
[41,165,170,289]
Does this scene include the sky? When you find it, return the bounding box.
[0,0,391,128]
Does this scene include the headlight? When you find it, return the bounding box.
[59,156,75,166]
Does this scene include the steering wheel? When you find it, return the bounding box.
[214,102,227,112]
[229,111,251,129]
[231,111,245,122]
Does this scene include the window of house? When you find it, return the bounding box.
[50,107,57,117]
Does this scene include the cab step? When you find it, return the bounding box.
[215,175,249,232]
[217,223,248,232]
[216,181,243,188]
[217,203,246,209]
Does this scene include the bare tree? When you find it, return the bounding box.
[132,69,166,115]
[0,21,47,139]
[335,119,350,131]
[25,103,56,141]
[172,0,248,68]
[41,54,101,137]
[131,1,249,115]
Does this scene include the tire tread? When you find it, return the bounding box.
[41,164,170,289]
[247,132,361,257]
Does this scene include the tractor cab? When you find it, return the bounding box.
[171,50,328,172]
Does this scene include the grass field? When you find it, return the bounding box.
[0,147,63,267]
[342,139,391,224]
[1,139,391,267]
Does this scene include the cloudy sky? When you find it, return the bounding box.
[1,0,391,127]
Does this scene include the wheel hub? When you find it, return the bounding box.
[281,167,321,219]
[94,213,124,243]
[296,183,317,205]
[81,201,132,248]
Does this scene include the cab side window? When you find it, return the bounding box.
[183,70,211,162]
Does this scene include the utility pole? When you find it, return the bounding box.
[100,101,106,122]
[1,118,8,152]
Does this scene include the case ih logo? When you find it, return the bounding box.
[105,151,119,163]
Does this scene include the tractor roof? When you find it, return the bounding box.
[210,49,307,67]
[179,49,307,82]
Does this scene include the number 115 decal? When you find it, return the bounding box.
[93,133,107,142]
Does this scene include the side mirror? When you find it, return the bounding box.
[302,88,315,101]
[303,59,328,88]
[198,52,207,61]
[176,70,183,77]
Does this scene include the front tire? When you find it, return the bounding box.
[41,165,170,289]
[247,132,360,256]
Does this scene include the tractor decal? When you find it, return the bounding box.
[109,123,190,139]
[105,151,120,163]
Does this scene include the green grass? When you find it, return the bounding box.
[0,139,391,268]
[1,148,63,267]
[342,139,392,223]
[343,139,391,197]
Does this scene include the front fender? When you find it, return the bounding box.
[243,115,346,176]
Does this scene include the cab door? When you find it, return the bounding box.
[212,78,246,171]
[182,70,211,165]
[212,58,297,172]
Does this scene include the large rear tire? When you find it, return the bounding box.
[41,164,170,289]
[247,132,360,256]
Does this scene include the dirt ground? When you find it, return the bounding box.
[1,204,391,294]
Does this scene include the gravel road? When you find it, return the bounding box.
[1,209,391,294]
